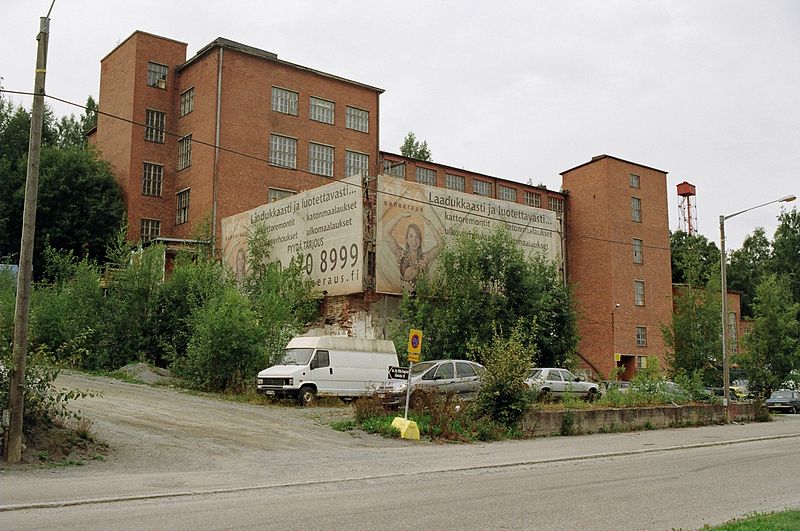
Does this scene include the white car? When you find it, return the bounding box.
[525,368,600,401]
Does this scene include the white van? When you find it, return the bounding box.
[256,336,399,405]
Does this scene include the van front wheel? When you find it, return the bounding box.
[297,386,316,406]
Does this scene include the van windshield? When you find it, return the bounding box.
[280,348,314,366]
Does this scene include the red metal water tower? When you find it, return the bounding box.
[677,181,697,235]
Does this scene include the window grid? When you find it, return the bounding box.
[383,160,405,178]
[636,326,647,347]
[633,238,643,264]
[269,188,296,203]
[145,109,166,143]
[142,163,163,196]
[634,280,646,306]
[445,174,465,192]
[345,106,369,132]
[271,87,298,115]
[178,135,192,170]
[309,142,334,177]
[176,189,190,225]
[632,197,642,222]
[147,62,168,88]
[630,173,640,188]
[498,185,517,202]
[525,191,542,208]
[140,218,160,243]
[345,151,369,177]
[548,196,564,213]
[728,312,738,354]
[636,356,647,369]
[473,180,492,197]
[310,97,334,124]
[180,87,194,117]
[269,134,297,169]
[416,167,437,186]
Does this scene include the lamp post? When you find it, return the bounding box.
[720,194,796,418]
[611,303,620,373]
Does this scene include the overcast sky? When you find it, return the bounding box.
[3,0,798,249]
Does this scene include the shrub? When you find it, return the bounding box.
[177,288,265,392]
[471,324,535,427]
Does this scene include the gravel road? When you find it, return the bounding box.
[48,371,406,474]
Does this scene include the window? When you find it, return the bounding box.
[178,135,192,170]
[180,87,194,117]
[445,174,465,192]
[636,356,647,369]
[631,197,642,222]
[310,97,334,124]
[632,238,643,264]
[630,173,640,188]
[416,167,437,186]
[473,180,492,197]
[145,109,166,143]
[455,362,477,379]
[383,160,405,178]
[312,350,330,369]
[309,142,334,177]
[434,362,454,380]
[176,189,190,225]
[525,191,541,208]
[634,280,646,306]
[140,218,160,242]
[545,370,563,382]
[269,134,297,169]
[147,62,168,88]
[548,196,564,214]
[636,326,647,347]
[345,151,369,177]
[345,106,369,132]
[269,188,296,203]
[498,185,517,202]
[271,87,298,115]
[141,162,163,196]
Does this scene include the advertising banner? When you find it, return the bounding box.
[221,176,363,296]
[375,175,562,295]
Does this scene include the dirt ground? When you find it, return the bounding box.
[6,370,404,474]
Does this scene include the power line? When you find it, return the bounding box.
[2,88,673,252]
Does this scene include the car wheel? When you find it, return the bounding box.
[537,388,551,402]
[586,388,598,402]
[297,386,315,406]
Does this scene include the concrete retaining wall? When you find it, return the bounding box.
[521,403,757,437]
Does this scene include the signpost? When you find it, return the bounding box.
[388,366,410,380]
[390,329,423,440]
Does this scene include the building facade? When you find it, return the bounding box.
[562,155,673,379]
[93,31,383,246]
[92,32,675,380]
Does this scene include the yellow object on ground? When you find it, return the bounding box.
[391,417,420,440]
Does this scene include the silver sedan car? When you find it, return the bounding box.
[525,368,600,401]
[377,359,485,406]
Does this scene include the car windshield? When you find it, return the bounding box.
[279,348,314,366]
[410,361,437,376]
[770,390,793,399]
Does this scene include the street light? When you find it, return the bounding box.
[720,194,796,417]
[611,303,620,372]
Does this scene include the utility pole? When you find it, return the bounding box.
[6,10,52,463]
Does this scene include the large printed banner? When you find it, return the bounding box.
[221,176,363,296]
[376,175,562,295]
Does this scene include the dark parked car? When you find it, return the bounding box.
[764,389,800,413]
[376,359,485,406]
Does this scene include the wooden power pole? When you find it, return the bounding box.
[5,13,51,463]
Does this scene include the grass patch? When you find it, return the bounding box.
[706,509,800,530]
[330,419,356,432]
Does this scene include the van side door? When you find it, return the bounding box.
[309,349,333,393]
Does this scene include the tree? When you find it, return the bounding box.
[738,274,800,396]
[726,227,771,318]
[662,280,722,386]
[770,208,800,305]
[397,226,578,368]
[670,230,720,286]
[399,131,432,161]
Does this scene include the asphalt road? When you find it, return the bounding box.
[2,372,800,530]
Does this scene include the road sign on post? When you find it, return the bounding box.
[388,366,410,380]
[407,329,422,363]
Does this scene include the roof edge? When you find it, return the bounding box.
[100,30,187,63]
[560,154,668,176]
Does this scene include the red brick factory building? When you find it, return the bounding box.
[90,31,674,380]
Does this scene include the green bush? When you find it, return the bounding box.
[178,289,265,392]
[471,324,535,427]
